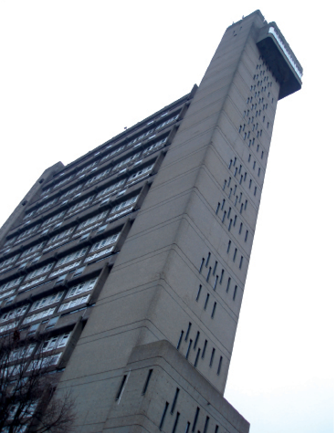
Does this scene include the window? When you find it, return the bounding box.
[233,285,238,301]
[23,307,56,324]
[211,302,217,318]
[90,233,120,253]
[55,248,88,268]
[0,253,20,270]
[110,196,138,214]
[159,401,169,430]
[85,168,111,187]
[27,352,62,371]
[96,179,126,199]
[66,278,98,299]
[42,332,71,352]
[185,322,192,341]
[47,227,75,246]
[41,211,66,228]
[25,263,54,281]
[58,294,90,312]
[77,211,108,230]
[142,369,153,395]
[217,356,223,375]
[1,305,29,323]
[210,348,215,367]
[196,285,202,301]
[31,292,64,311]
[67,195,94,215]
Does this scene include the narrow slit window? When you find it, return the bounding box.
[233,248,237,262]
[233,285,238,301]
[217,356,223,375]
[159,401,169,430]
[254,186,257,196]
[199,258,205,273]
[115,375,127,401]
[171,388,180,414]
[227,207,231,218]
[233,215,237,226]
[194,348,201,367]
[222,211,226,223]
[194,331,200,349]
[142,369,153,395]
[245,230,249,242]
[203,416,210,433]
[205,252,211,267]
[185,339,192,359]
[245,200,248,210]
[172,412,180,433]
[219,269,224,284]
[185,322,192,341]
[213,275,218,291]
[176,331,184,350]
[196,285,202,301]
[185,422,191,433]
[213,261,218,275]
[192,407,200,433]
[204,294,210,310]
[211,302,217,319]
[206,267,212,282]
[239,222,243,234]
[216,202,220,214]
[239,256,243,269]
[227,241,231,253]
[210,348,216,367]
[228,219,232,231]
[226,277,231,293]
[202,340,207,358]
[215,426,219,433]
[221,199,225,210]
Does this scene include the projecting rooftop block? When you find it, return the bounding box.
[256,22,303,100]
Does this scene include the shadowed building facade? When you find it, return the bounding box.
[0,10,302,433]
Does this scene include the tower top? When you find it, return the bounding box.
[228,10,303,100]
[257,22,302,99]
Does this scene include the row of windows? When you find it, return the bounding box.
[3,189,138,255]
[199,251,240,302]
[177,323,223,376]
[41,119,173,196]
[25,153,155,223]
[158,387,221,433]
[0,277,98,327]
[17,164,150,241]
[7,331,70,366]
[0,228,115,297]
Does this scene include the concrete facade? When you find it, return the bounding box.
[0,10,302,433]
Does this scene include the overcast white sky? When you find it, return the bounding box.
[0,1,333,432]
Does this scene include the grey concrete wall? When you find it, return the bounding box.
[56,10,290,433]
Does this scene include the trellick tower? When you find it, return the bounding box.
[0,10,302,433]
